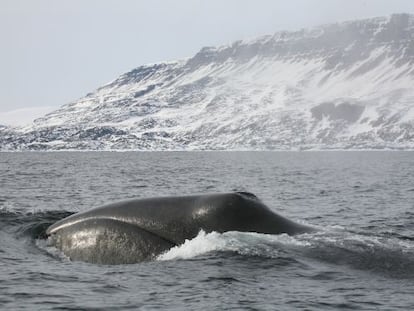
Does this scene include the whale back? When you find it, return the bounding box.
[47,192,312,263]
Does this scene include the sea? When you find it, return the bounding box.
[1,151,413,310]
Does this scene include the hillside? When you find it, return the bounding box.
[1,13,414,150]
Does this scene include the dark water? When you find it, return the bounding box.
[1,151,414,310]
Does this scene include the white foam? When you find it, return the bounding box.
[157,230,310,261]
[157,226,414,262]
[157,231,226,260]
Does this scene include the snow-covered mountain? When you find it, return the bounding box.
[2,13,414,150]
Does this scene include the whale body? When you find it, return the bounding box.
[46,192,314,264]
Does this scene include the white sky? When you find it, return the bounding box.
[1,0,414,125]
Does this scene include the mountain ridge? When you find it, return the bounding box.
[1,13,414,150]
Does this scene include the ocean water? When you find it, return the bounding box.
[1,151,414,310]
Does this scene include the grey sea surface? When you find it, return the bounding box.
[1,151,414,310]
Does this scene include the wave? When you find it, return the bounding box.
[0,209,73,239]
[158,228,414,278]
[157,230,310,261]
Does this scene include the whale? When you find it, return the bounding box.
[46,192,314,264]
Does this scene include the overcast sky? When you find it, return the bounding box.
[1,0,414,125]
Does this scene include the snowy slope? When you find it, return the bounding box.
[1,13,414,150]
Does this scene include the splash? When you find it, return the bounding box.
[157,230,310,261]
[157,227,414,278]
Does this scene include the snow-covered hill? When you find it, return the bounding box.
[2,13,414,150]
